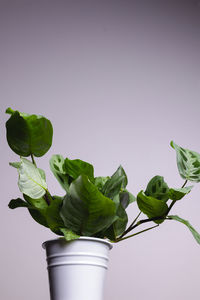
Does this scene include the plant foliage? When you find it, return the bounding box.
[5,108,200,244]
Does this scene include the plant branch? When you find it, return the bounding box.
[119,179,189,240]
[166,179,188,215]
[116,224,159,242]
[119,212,141,238]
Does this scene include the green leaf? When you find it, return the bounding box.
[60,228,80,241]
[95,192,130,240]
[49,155,70,192]
[45,196,65,234]
[168,186,193,201]
[60,175,116,236]
[102,165,128,199]
[113,203,128,237]
[137,191,168,224]
[24,194,49,227]
[119,191,136,209]
[169,215,200,244]
[10,157,47,199]
[65,158,94,182]
[8,198,31,209]
[94,176,110,192]
[145,176,169,202]
[6,108,53,157]
[171,141,200,182]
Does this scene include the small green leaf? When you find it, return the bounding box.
[10,157,47,199]
[102,165,128,199]
[6,108,53,157]
[171,141,200,182]
[94,176,110,192]
[168,186,193,201]
[169,215,200,244]
[65,158,94,182]
[49,155,70,192]
[137,191,168,224]
[60,175,116,236]
[8,198,31,209]
[145,176,169,202]
[60,228,80,241]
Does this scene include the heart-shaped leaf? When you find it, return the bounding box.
[10,157,47,199]
[168,186,193,201]
[171,141,200,182]
[6,108,53,157]
[60,175,116,236]
[145,176,169,202]
[137,191,168,224]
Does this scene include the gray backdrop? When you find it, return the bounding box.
[1,1,200,299]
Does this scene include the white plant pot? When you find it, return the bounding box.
[42,237,113,300]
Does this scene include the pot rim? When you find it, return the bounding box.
[42,236,113,250]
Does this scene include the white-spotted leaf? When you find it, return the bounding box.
[171,141,200,182]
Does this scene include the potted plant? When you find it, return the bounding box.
[5,107,200,300]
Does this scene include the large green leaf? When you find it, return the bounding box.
[45,196,65,234]
[24,195,65,232]
[145,176,169,202]
[49,155,70,192]
[102,165,128,199]
[6,108,53,157]
[60,175,116,236]
[10,158,47,199]
[137,191,168,224]
[94,192,130,240]
[168,186,193,201]
[171,141,200,182]
[24,194,49,227]
[169,215,200,244]
[65,158,94,182]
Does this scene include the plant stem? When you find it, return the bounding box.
[166,179,188,214]
[118,179,188,241]
[119,212,141,238]
[116,224,159,242]
[181,179,188,188]
[31,153,36,166]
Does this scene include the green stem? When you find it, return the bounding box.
[30,153,37,166]
[116,224,159,242]
[118,179,188,241]
[166,179,188,214]
[181,179,188,188]
[119,212,141,239]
